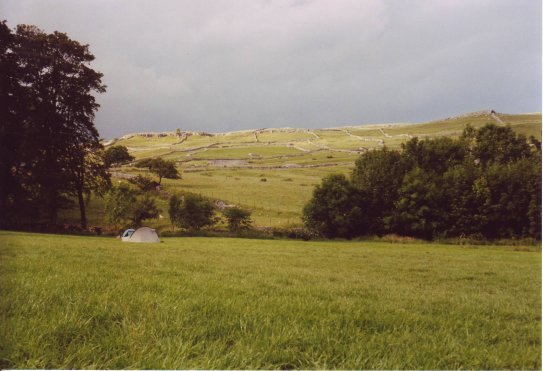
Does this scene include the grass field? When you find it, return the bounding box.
[0,231,540,369]
[56,112,542,230]
[110,111,541,163]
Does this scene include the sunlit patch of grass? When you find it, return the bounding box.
[0,231,540,369]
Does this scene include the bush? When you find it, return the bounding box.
[223,207,252,232]
[169,193,217,231]
[104,184,160,228]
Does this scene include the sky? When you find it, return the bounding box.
[1,0,541,138]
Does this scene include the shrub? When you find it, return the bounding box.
[169,193,217,231]
[223,207,252,232]
[104,184,160,228]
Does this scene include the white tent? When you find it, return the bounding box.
[124,227,160,243]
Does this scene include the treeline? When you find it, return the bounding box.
[303,124,541,240]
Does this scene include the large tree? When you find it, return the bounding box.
[104,145,134,167]
[68,146,111,229]
[351,148,410,234]
[0,22,107,227]
[303,174,366,238]
[136,158,180,185]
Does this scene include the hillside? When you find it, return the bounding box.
[107,110,541,168]
[66,111,541,230]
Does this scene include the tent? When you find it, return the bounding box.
[123,227,160,243]
[121,228,135,241]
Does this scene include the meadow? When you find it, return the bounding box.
[0,231,540,369]
[74,111,540,230]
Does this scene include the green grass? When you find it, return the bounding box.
[0,231,540,369]
[186,145,304,160]
[257,130,315,142]
[79,111,542,230]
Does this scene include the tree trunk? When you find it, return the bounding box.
[48,193,58,227]
[78,187,87,230]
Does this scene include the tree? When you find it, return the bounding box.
[0,22,106,227]
[104,145,134,167]
[402,137,467,175]
[303,174,366,238]
[136,158,180,185]
[351,148,409,234]
[468,124,532,167]
[105,184,137,229]
[169,193,216,231]
[0,21,28,226]
[388,168,447,239]
[105,184,160,229]
[481,158,541,239]
[302,124,541,241]
[69,146,111,229]
[440,162,487,237]
[223,206,252,232]
[130,194,160,227]
[168,194,182,227]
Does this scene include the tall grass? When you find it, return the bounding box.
[0,231,540,369]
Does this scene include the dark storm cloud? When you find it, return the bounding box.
[2,0,541,138]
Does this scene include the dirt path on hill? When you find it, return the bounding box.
[343,129,385,146]
[378,128,412,139]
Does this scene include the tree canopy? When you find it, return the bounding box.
[0,21,108,228]
[303,124,541,240]
[104,145,134,167]
[169,193,216,231]
[136,158,180,185]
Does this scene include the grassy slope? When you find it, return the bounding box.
[0,231,540,369]
[64,112,540,229]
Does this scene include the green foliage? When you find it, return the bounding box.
[168,194,182,227]
[303,174,366,238]
[128,175,159,192]
[471,124,532,166]
[0,22,107,228]
[351,148,410,233]
[402,137,467,174]
[169,193,216,231]
[389,168,447,239]
[304,124,541,240]
[104,184,136,228]
[129,194,160,227]
[104,145,134,167]
[223,206,253,232]
[104,184,160,228]
[136,158,180,185]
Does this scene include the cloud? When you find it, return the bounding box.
[2,0,541,137]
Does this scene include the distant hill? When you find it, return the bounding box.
[106,111,541,167]
[84,111,541,229]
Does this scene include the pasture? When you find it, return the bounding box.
[82,111,541,230]
[0,231,540,369]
